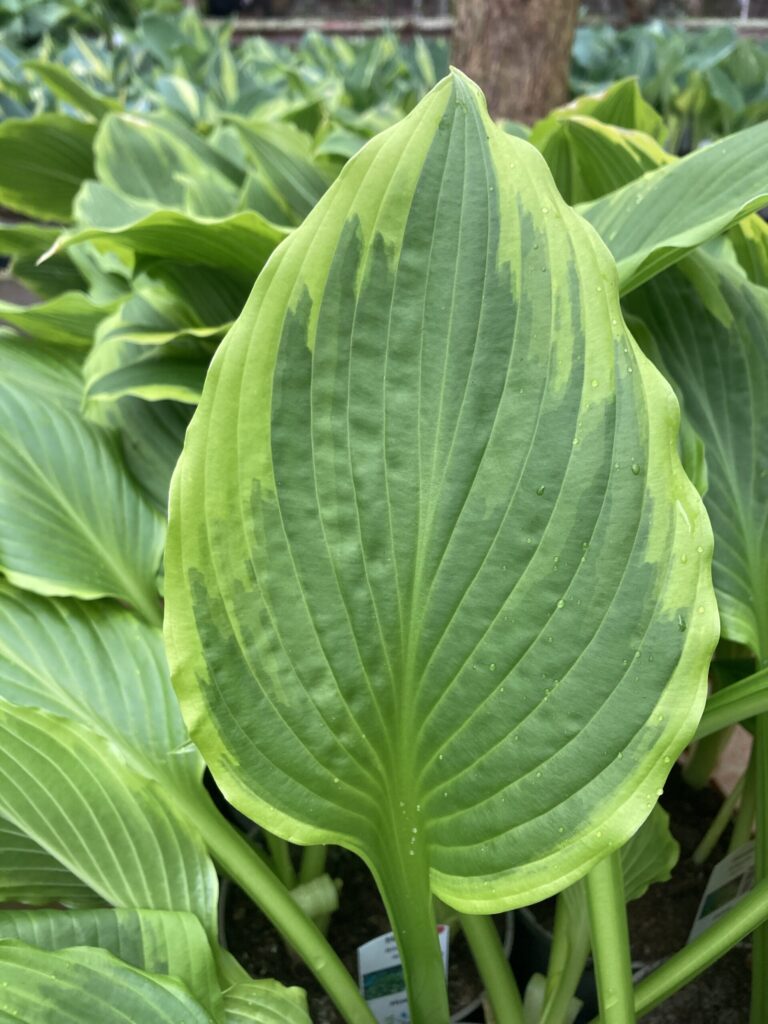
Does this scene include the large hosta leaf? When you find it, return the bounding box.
[224,980,311,1024]
[579,117,768,292]
[166,71,715,935]
[624,254,768,658]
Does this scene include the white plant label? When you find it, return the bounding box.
[689,840,755,942]
[357,925,450,1023]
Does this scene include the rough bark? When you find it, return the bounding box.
[452,0,581,124]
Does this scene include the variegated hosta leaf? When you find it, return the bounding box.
[532,115,671,205]
[46,182,288,286]
[624,254,768,659]
[0,581,200,792]
[0,908,222,1017]
[166,72,716,925]
[0,944,211,1024]
[0,334,164,623]
[579,117,768,293]
[0,702,218,933]
[0,816,100,907]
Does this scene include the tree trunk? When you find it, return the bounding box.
[452,0,580,124]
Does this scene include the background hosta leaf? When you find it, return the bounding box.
[579,118,768,292]
[624,254,768,658]
[50,184,288,285]
[0,703,217,931]
[0,908,222,1016]
[0,817,100,907]
[23,59,121,121]
[116,398,193,510]
[0,581,200,791]
[0,336,164,622]
[532,116,671,206]
[0,291,114,347]
[0,113,95,222]
[167,67,716,939]
[0,944,211,1024]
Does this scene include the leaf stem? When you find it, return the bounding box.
[585,853,636,1024]
[180,791,375,1024]
[692,772,745,865]
[683,726,734,790]
[459,913,524,1024]
[541,886,591,1024]
[263,829,298,889]
[728,747,756,853]
[694,665,768,740]
[751,714,768,1024]
[607,876,768,1020]
[299,844,328,885]
[375,833,450,1024]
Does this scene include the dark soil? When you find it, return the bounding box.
[222,766,750,1022]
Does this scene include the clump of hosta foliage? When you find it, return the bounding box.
[1,13,768,1024]
[572,19,768,151]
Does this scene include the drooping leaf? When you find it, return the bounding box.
[579,118,768,292]
[624,253,768,658]
[0,581,200,791]
[0,113,95,221]
[0,943,212,1024]
[0,702,217,930]
[48,183,287,284]
[0,336,164,622]
[0,290,113,347]
[0,816,100,907]
[166,67,715,955]
[0,908,221,1016]
[621,803,678,902]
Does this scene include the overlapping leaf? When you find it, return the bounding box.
[0,333,164,620]
[624,254,768,659]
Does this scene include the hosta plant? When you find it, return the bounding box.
[2,68,768,1024]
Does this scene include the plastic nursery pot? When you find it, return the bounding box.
[510,907,599,1024]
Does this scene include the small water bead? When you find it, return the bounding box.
[681,553,688,564]
[542,206,549,214]
[412,827,418,834]
[678,615,687,633]
[557,599,565,609]
[591,378,599,389]
[333,777,340,784]
[536,771,542,779]
[697,605,705,615]
[663,756,671,764]
[489,663,497,672]
[631,463,641,475]
[558,826,565,833]
[536,484,546,496]
[617,752,623,760]
[696,545,704,554]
